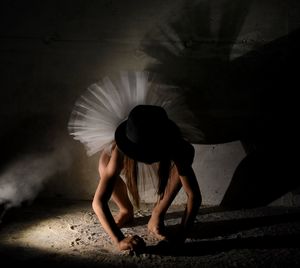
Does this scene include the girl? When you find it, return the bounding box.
[68,72,204,251]
[92,105,202,251]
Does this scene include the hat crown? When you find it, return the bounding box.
[115,104,182,163]
[126,105,168,144]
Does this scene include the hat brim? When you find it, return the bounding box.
[115,120,171,163]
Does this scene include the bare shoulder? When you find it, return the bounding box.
[171,140,195,163]
[105,145,124,175]
[172,140,195,176]
[112,144,124,161]
[99,143,120,162]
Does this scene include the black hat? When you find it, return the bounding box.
[115,105,181,163]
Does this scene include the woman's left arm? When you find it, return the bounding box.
[176,163,202,242]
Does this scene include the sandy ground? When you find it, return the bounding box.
[0,199,300,268]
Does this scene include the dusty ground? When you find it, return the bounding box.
[0,199,300,267]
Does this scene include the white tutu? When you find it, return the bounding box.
[68,71,204,157]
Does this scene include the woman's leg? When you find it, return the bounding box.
[148,167,182,239]
[111,176,134,227]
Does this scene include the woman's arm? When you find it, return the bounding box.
[170,141,202,241]
[174,163,202,242]
[179,166,202,231]
[92,145,144,251]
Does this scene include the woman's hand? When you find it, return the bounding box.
[118,235,146,251]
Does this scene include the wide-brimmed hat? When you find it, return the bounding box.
[115,105,181,163]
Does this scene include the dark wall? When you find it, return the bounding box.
[139,0,299,208]
[0,0,295,142]
[0,0,298,205]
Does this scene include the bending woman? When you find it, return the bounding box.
[92,105,202,251]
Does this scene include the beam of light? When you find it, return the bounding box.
[0,205,136,266]
[0,143,72,215]
[0,202,121,256]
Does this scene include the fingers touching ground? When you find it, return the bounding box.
[118,235,145,251]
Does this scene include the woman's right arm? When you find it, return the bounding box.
[92,145,144,251]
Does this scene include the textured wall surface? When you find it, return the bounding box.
[0,0,298,206]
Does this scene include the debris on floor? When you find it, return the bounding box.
[0,199,300,267]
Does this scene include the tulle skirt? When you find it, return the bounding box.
[68,71,204,157]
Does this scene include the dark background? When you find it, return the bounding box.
[0,0,298,208]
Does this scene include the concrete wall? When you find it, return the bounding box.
[140,141,246,205]
[0,0,298,207]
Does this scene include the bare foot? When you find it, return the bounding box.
[114,210,134,228]
[147,214,167,240]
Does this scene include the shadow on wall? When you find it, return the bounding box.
[0,0,298,209]
[219,28,298,208]
[146,209,300,256]
[141,0,255,143]
[140,0,299,208]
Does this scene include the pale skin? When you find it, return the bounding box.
[92,144,202,251]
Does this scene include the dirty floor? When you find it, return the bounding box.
[0,199,300,267]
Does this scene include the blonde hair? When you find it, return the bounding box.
[122,155,175,208]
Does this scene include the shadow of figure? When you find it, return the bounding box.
[141,0,255,144]
[220,28,298,208]
[146,234,300,257]
[140,0,299,209]
[144,209,300,256]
